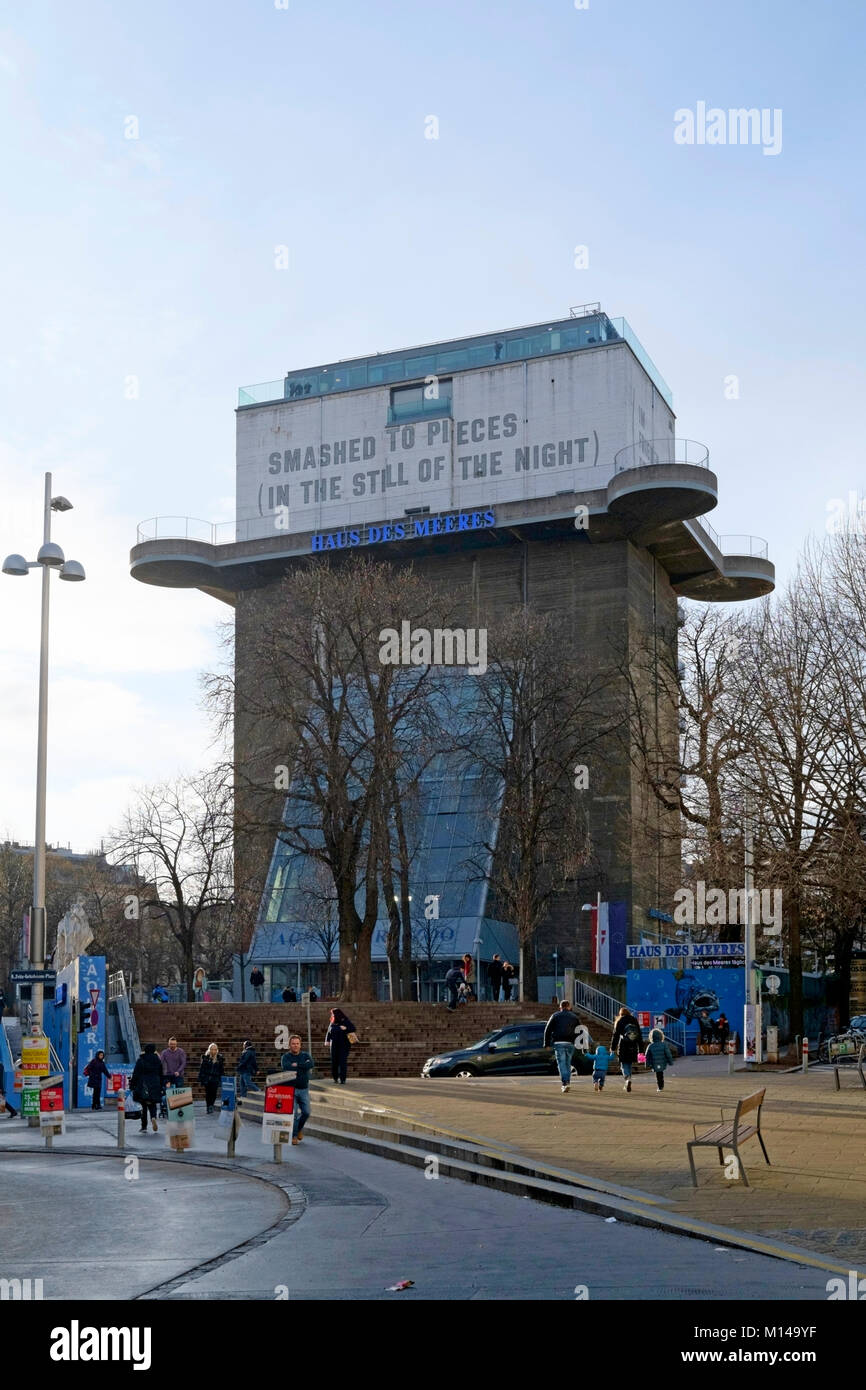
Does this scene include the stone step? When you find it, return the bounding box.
[306,1104,672,1208]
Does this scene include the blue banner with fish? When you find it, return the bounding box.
[626,967,745,1053]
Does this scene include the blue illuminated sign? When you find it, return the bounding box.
[311,508,495,553]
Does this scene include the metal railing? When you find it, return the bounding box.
[687,516,769,560]
[108,970,127,1001]
[572,979,621,1027]
[614,437,709,474]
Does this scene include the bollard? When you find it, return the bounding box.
[727,1038,735,1075]
[227,1106,238,1159]
[802,1036,809,1072]
[273,1142,282,1164]
[117,1092,126,1148]
[44,1130,53,1150]
[834,1066,840,1092]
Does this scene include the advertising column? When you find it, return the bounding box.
[75,955,106,1108]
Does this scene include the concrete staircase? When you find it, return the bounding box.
[304,1080,672,1222]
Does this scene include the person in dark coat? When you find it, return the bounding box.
[197,1043,225,1113]
[0,986,6,1023]
[501,960,516,1002]
[236,1040,259,1096]
[131,1043,164,1133]
[0,1082,18,1119]
[282,986,297,1003]
[83,1049,111,1110]
[488,954,504,1002]
[325,1007,355,1084]
[250,967,265,1002]
[716,1012,730,1051]
[444,964,464,1011]
[611,1006,642,1093]
[698,1010,715,1053]
[280,1033,315,1143]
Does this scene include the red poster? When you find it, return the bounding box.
[39,1086,63,1113]
[264,1084,295,1115]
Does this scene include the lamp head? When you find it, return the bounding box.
[59,560,86,582]
[2,553,30,576]
[37,542,65,567]
[51,496,73,512]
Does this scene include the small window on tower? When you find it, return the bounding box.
[389,378,452,424]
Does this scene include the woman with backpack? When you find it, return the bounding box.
[131,1042,164,1133]
[611,1006,642,1093]
[83,1050,112,1110]
[197,1042,225,1113]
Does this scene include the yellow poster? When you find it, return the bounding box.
[21,1037,50,1075]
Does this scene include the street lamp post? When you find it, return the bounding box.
[3,473,86,1040]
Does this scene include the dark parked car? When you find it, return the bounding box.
[421,1021,595,1079]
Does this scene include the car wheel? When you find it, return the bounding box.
[453,1067,477,1078]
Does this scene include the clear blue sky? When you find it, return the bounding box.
[1,0,864,850]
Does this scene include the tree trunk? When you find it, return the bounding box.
[519,934,538,1002]
[833,926,855,1029]
[788,891,804,1040]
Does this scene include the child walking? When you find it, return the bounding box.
[644,1028,675,1091]
[586,1043,611,1092]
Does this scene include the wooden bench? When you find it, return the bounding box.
[687,1088,771,1188]
[831,1041,866,1091]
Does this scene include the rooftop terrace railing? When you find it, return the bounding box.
[238,314,674,412]
[687,517,769,560]
[613,438,709,473]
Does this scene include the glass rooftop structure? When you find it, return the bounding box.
[238,309,673,411]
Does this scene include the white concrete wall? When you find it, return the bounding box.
[235,342,674,540]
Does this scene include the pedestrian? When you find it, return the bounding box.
[488,953,504,1002]
[151,984,170,1003]
[698,1010,714,1054]
[325,1007,355,1084]
[444,962,464,1011]
[279,1032,315,1145]
[197,1042,225,1113]
[644,1028,676,1092]
[543,999,583,1092]
[0,1081,17,1119]
[0,986,6,1023]
[83,1049,111,1110]
[611,1006,642,1093]
[501,960,516,1002]
[236,1040,260,1096]
[282,985,297,1003]
[586,1043,611,1093]
[309,988,318,1002]
[250,966,265,1002]
[131,1042,163,1133]
[461,953,475,987]
[193,967,208,1002]
[716,1012,730,1051]
[160,1036,187,1088]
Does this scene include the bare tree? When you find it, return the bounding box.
[108,771,234,1002]
[208,556,458,1001]
[461,608,616,1001]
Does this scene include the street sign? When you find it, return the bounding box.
[20,1037,50,1075]
[39,1085,64,1134]
[265,1069,298,1086]
[164,1085,195,1152]
[262,1081,295,1144]
[10,969,57,985]
[21,1087,40,1118]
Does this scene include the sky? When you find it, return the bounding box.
[1,0,864,853]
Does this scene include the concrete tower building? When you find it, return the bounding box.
[131,306,773,993]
